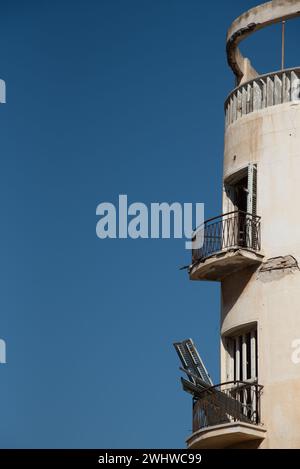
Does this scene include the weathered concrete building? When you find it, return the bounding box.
[187,0,300,449]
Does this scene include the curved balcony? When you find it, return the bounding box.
[187,381,266,449]
[226,1,300,84]
[190,211,263,281]
[225,68,300,128]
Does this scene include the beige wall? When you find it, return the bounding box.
[221,101,300,448]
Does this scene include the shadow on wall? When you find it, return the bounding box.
[221,265,257,321]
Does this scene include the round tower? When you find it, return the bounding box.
[188,0,300,449]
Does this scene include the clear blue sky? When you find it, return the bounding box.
[0,0,299,449]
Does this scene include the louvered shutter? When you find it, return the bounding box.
[247,164,258,248]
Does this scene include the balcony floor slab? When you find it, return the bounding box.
[190,248,264,281]
[187,422,267,449]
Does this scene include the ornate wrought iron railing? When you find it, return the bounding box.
[192,210,261,264]
[192,381,263,432]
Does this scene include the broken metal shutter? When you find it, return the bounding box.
[173,339,213,386]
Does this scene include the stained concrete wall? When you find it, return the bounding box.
[221,101,300,448]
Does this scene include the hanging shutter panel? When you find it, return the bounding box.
[247,164,258,249]
[173,339,213,386]
[247,163,257,215]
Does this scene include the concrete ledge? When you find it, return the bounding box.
[190,249,264,281]
[187,422,267,449]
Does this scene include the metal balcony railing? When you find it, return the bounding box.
[192,211,261,264]
[225,67,300,128]
[192,381,263,433]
